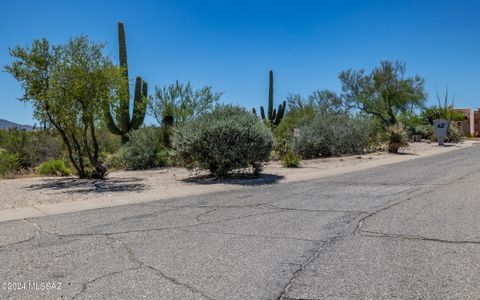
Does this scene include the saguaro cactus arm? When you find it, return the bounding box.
[131,77,148,130]
[260,106,266,120]
[104,108,124,135]
[267,70,274,120]
[274,101,286,125]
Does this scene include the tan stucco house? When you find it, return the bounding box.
[452,108,479,136]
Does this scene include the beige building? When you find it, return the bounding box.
[452,108,479,136]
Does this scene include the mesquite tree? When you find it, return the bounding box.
[5,36,120,178]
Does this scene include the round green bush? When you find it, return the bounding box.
[123,127,167,170]
[36,159,71,177]
[297,113,372,158]
[172,105,273,177]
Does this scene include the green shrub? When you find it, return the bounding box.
[0,129,62,168]
[104,149,126,170]
[384,126,409,153]
[297,113,372,158]
[273,106,315,158]
[413,124,432,139]
[97,127,122,155]
[446,124,463,143]
[282,151,301,168]
[173,105,273,177]
[36,159,71,176]
[0,150,21,178]
[123,127,167,170]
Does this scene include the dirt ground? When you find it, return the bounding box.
[0,141,477,211]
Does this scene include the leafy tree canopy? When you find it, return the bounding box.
[338,61,427,127]
[149,81,222,126]
[5,36,121,178]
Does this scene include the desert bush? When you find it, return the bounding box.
[0,150,21,178]
[97,127,122,155]
[172,105,273,177]
[282,151,301,168]
[413,124,432,139]
[36,159,71,176]
[104,149,126,170]
[0,129,62,168]
[384,126,409,153]
[446,125,463,143]
[297,113,372,158]
[273,105,315,158]
[123,127,167,170]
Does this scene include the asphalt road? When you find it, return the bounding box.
[1,145,480,299]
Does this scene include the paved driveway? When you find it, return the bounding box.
[1,145,480,299]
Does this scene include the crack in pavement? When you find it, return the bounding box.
[352,170,474,236]
[178,228,327,242]
[276,236,344,300]
[104,234,216,300]
[0,219,42,249]
[194,207,217,221]
[359,230,480,245]
[265,204,370,214]
[0,207,284,246]
[71,266,142,300]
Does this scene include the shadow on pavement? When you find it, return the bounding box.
[182,173,284,186]
[25,177,146,194]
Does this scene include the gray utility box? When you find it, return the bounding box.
[433,119,449,145]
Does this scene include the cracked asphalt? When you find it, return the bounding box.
[1,145,480,299]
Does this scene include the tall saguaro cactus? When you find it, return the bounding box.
[258,70,286,126]
[105,22,148,144]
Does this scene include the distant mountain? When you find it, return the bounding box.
[0,119,34,130]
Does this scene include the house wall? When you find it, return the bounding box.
[453,108,474,136]
[475,109,480,133]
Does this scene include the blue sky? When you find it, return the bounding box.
[1,0,479,125]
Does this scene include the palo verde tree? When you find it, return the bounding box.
[104,22,148,144]
[5,36,120,178]
[254,70,286,126]
[338,61,427,128]
[148,81,221,147]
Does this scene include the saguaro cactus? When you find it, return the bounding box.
[105,22,148,144]
[258,70,286,126]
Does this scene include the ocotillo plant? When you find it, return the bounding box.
[105,22,148,144]
[258,70,286,126]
